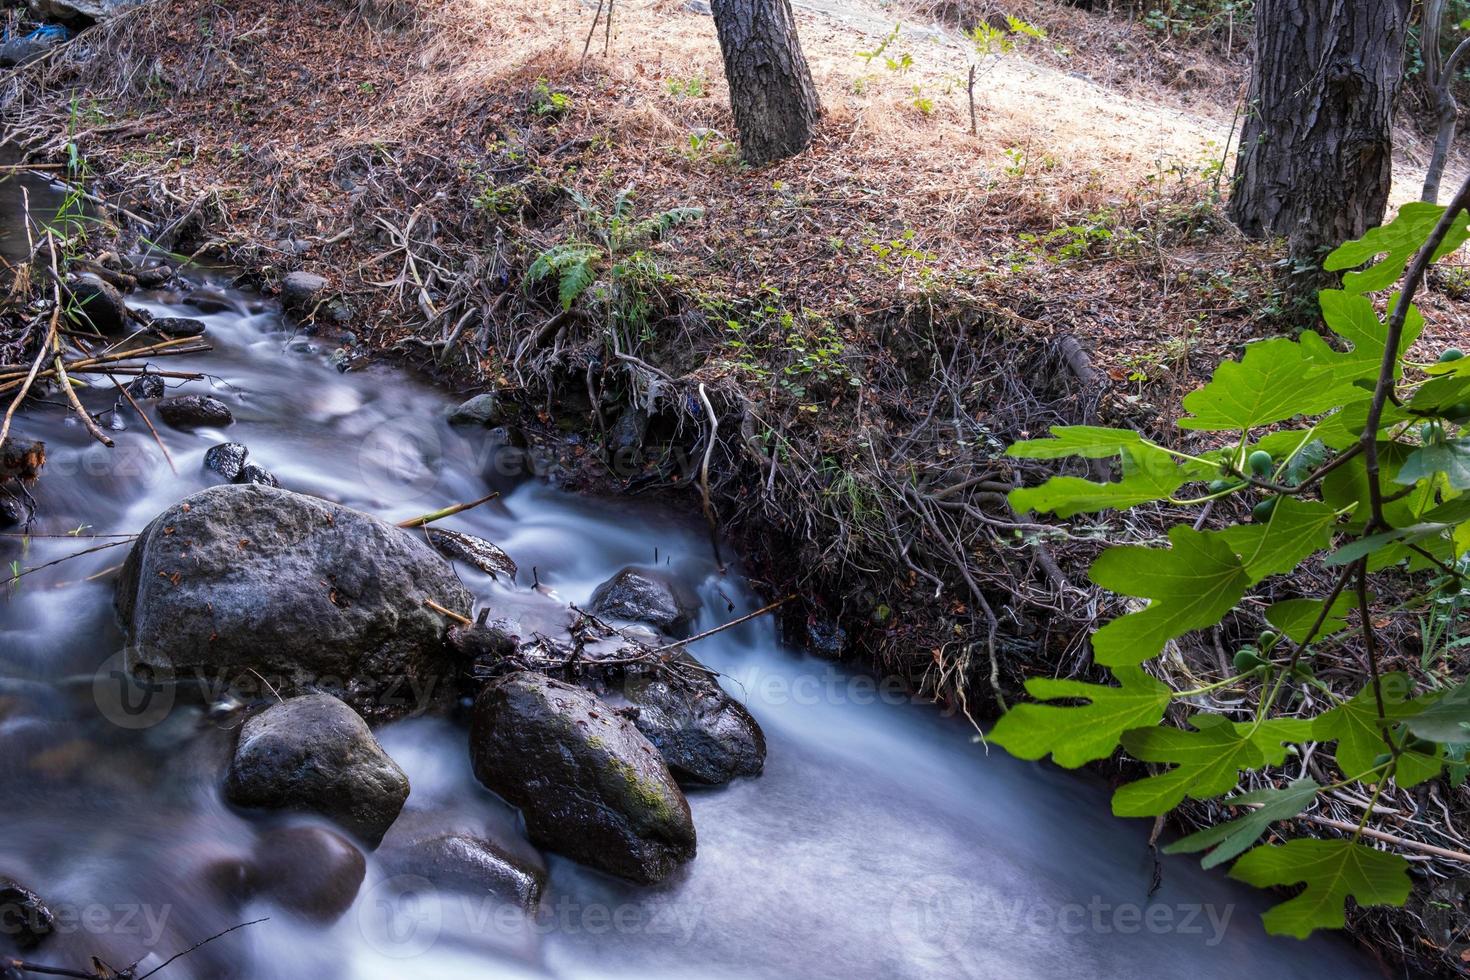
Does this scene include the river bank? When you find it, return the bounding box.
[0,194,1391,978]
[6,0,1470,974]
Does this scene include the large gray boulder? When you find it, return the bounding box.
[115,484,474,719]
[225,694,409,847]
[469,672,695,884]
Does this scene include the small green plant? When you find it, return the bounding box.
[1002,145,1027,178]
[530,78,572,117]
[526,186,701,312]
[855,23,904,67]
[966,17,1044,134]
[664,76,707,98]
[679,129,739,166]
[358,80,377,95]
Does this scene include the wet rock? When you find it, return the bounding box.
[0,877,54,950]
[469,672,695,884]
[0,496,24,529]
[609,407,648,455]
[123,255,173,288]
[807,617,848,660]
[481,426,532,484]
[183,286,236,314]
[380,829,543,911]
[447,392,502,427]
[169,840,252,905]
[65,274,129,335]
[446,623,519,670]
[248,824,366,922]
[115,484,473,720]
[125,373,166,400]
[29,0,140,22]
[225,694,409,847]
[157,394,234,429]
[281,271,329,315]
[235,462,279,487]
[426,528,517,580]
[203,442,249,481]
[603,661,765,785]
[148,316,207,339]
[0,34,59,68]
[590,567,701,636]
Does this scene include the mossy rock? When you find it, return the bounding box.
[468,672,695,884]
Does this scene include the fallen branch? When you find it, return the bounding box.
[7,537,135,584]
[649,593,797,655]
[424,597,472,625]
[395,491,500,529]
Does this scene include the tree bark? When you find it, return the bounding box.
[710,0,821,166]
[1228,0,1410,263]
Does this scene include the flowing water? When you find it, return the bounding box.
[0,173,1379,979]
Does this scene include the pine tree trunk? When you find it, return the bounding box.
[710,0,821,166]
[1228,0,1410,262]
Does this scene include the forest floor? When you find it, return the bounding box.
[5,0,1470,972]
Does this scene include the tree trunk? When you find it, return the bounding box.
[710,0,821,166]
[1227,0,1410,263]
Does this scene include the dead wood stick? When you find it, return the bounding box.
[649,593,797,656]
[43,232,112,446]
[580,0,606,63]
[424,598,473,625]
[107,372,176,474]
[0,190,52,454]
[8,537,135,584]
[395,491,500,529]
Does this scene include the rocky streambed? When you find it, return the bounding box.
[0,179,1385,978]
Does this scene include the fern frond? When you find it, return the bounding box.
[558,254,598,310]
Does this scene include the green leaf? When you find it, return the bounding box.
[1316,291,1425,380]
[558,255,597,310]
[1112,714,1264,816]
[1265,596,1354,645]
[1396,438,1470,491]
[1324,201,1470,294]
[1164,778,1321,869]
[1239,717,1315,765]
[1088,525,1250,667]
[988,667,1171,768]
[1313,673,1437,785]
[1407,374,1470,415]
[1325,524,1446,566]
[1178,338,1354,431]
[1005,425,1143,459]
[1217,498,1339,583]
[1405,680,1470,743]
[1008,445,1188,518]
[1229,840,1412,938]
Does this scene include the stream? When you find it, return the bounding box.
[0,172,1380,979]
